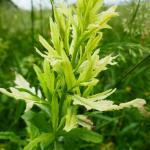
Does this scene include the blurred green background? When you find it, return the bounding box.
[0,0,150,149]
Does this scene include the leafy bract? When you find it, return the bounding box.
[72,94,146,112]
[0,74,48,113]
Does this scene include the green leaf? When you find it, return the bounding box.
[35,47,62,73]
[62,59,76,90]
[79,78,99,87]
[0,87,49,115]
[88,89,116,100]
[54,3,71,55]
[39,35,57,56]
[0,87,41,103]
[73,94,146,112]
[50,18,62,54]
[24,133,54,150]
[77,51,117,83]
[77,115,93,130]
[15,73,31,90]
[22,110,51,135]
[51,94,59,131]
[34,64,49,99]
[0,132,20,143]
[98,6,118,27]
[83,33,102,59]
[0,88,14,98]
[64,107,78,132]
[69,128,103,143]
[43,60,55,95]
[57,116,66,132]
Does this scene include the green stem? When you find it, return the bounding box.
[130,0,141,25]
[115,54,150,88]
[40,0,43,35]
[50,0,55,21]
[31,0,34,45]
[129,0,141,34]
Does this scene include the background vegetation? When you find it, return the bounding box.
[0,0,150,149]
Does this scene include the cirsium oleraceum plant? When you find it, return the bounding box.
[0,0,147,149]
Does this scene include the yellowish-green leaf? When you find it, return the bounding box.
[77,115,93,130]
[88,89,116,101]
[43,60,55,95]
[39,35,56,55]
[72,94,146,112]
[79,78,99,87]
[51,94,59,131]
[62,59,76,90]
[34,65,49,99]
[24,133,54,150]
[64,108,78,132]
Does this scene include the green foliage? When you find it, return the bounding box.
[98,0,150,103]
[0,0,150,150]
[0,132,20,143]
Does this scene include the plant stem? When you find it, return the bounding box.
[40,0,43,35]
[115,54,150,88]
[50,0,55,21]
[31,0,34,45]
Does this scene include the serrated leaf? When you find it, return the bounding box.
[0,87,49,115]
[73,94,146,112]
